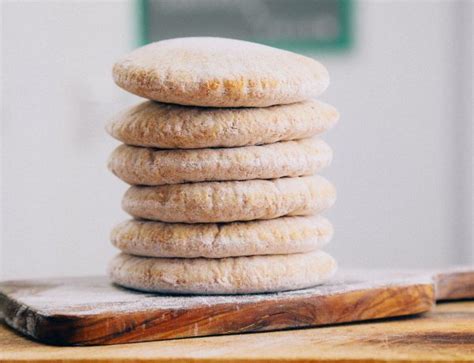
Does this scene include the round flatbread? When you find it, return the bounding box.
[112,37,329,107]
[106,100,339,149]
[111,215,333,258]
[122,175,336,223]
[108,138,332,186]
[108,250,337,294]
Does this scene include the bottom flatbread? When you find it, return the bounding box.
[109,251,337,295]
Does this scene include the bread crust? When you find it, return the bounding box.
[108,250,337,294]
[111,215,333,258]
[112,37,329,107]
[122,176,336,223]
[108,138,332,185]
[106,100,339,149]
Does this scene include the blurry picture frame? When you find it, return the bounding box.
[137,0,353,52]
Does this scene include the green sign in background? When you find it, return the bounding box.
[137,0,353,53]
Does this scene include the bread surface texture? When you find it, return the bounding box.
[122,175,336,223]
[106,100,339,149]
[111,215,333,258]
[113,37,329,107]
[108,250,337,294]
[108,138,332,185]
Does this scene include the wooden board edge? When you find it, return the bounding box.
[0,290,78,346]
[0,282,434,346]
[435,270,474,300]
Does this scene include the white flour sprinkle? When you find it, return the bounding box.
[0,270,435,316]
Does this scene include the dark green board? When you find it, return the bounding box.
[137,0,353,53]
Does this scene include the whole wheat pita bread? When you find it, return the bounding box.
[111,215,333,258]
[109,250,337,294]
[108,138,332,185]
[106,100,339,149]
[122,176,336,223]
[113,37,329,107]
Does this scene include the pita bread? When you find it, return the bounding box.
[113,37,329,107]
[122,175,336,223]
[111,215,333,258]
[108,250,337,294]
[108,138,332,185]
[106,100,339,149]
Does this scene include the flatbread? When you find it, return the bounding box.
[112,37,329,107]
[106,100,339,149]
[108,138,332,185]
[122,175,336,223]
[111,215,333,258]
[108,250,337,294]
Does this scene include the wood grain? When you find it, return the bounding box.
[435,267,474,300]
[0,271,435,346]
[1,301,473,362]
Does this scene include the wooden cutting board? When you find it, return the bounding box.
[0,268,472,346]
[2,301,473,362]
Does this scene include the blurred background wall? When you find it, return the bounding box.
[1,0,472,279]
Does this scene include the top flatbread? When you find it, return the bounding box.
[113,37,330,107]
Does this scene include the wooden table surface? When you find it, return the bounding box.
[1,300,473,362]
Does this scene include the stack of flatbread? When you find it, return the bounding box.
[107,37,339,295]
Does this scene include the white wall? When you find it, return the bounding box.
[1,1,472,280]
[319,1,473,269]
[1,1,138,279]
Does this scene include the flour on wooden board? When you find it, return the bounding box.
[0,270,436,316]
